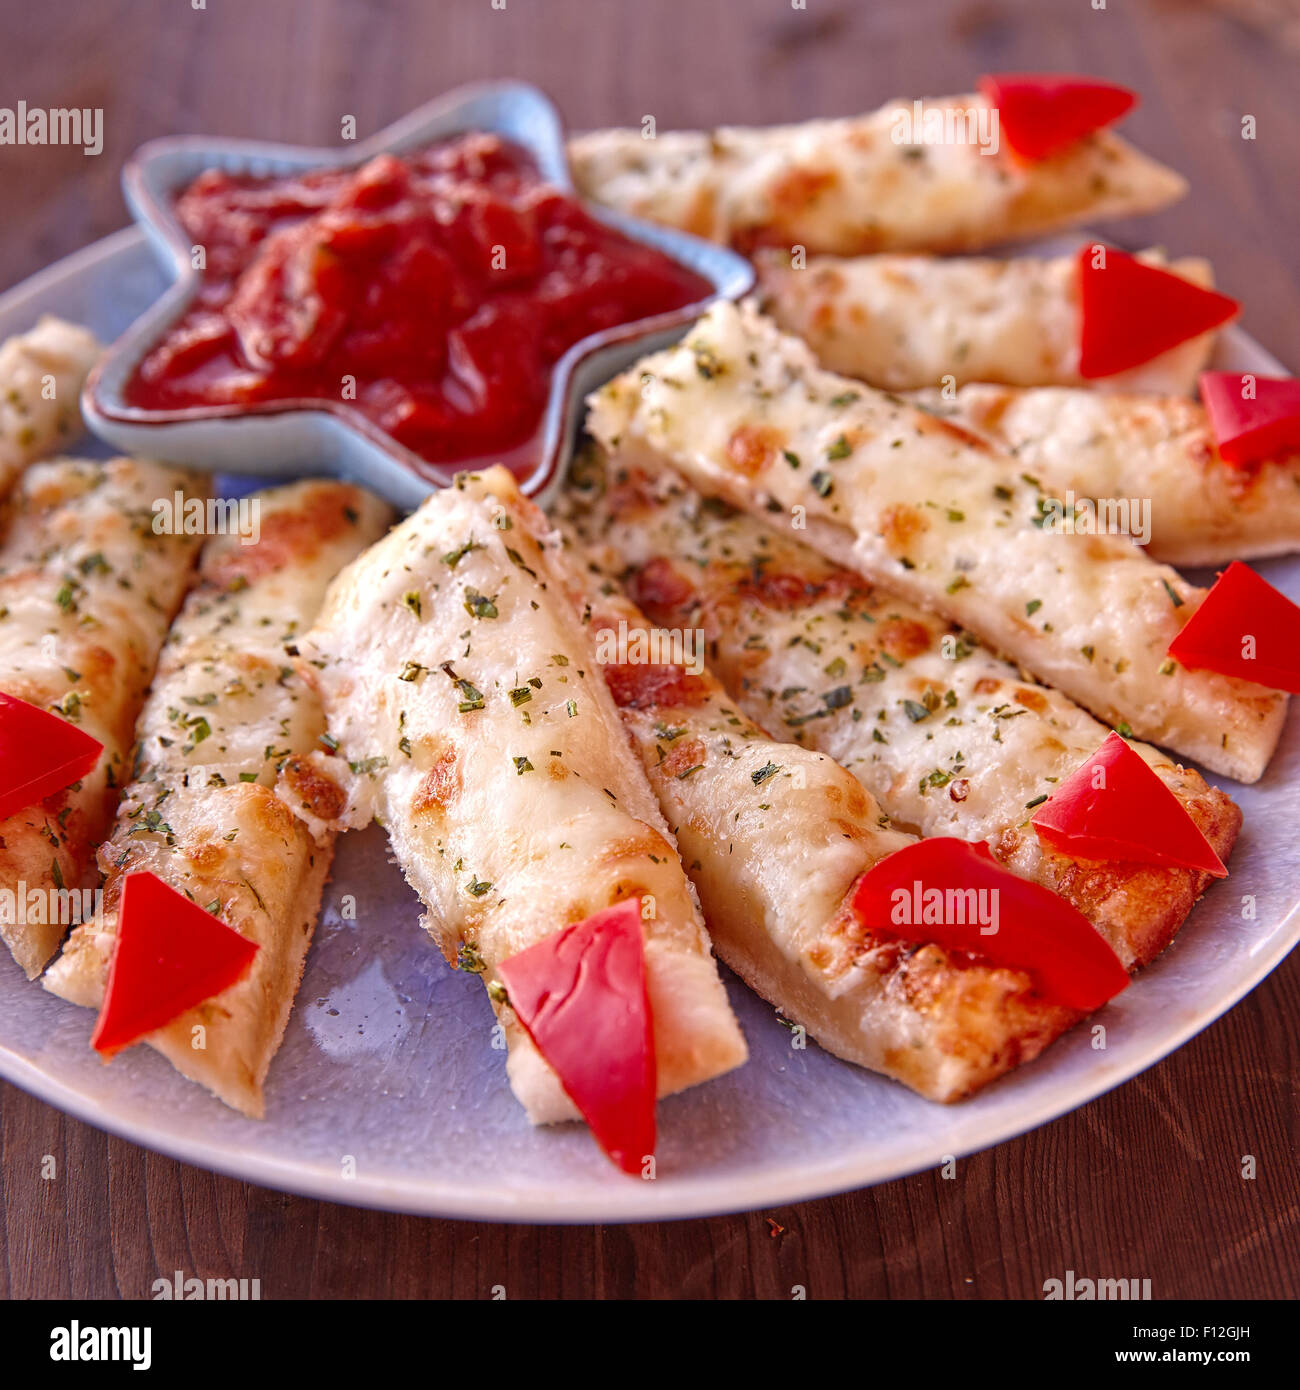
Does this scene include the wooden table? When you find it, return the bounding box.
[1,0,1296,1300]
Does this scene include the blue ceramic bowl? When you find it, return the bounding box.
[84,81,753,510]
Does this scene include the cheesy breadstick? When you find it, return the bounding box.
[45,480,393,1116]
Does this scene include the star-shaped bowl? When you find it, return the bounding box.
[83,82,754,510]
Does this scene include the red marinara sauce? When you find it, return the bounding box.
[126,134,713,471]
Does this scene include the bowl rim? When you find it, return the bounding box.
[83,80,754,501]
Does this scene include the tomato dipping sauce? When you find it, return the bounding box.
[125,134,713,470]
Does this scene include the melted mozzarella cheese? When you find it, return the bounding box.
[758,249,1215,394]
[569,95,1186,254]
[587,301,1287,783]
[911,384,1300,567]
[0,317,100,496]
[43,480,392,1115]
[299,466,746,1126]
[0,458,205,976]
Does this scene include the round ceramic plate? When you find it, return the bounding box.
[0,228,1296,1223]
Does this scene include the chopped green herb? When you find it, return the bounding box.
[463,588,498,619]
[349,756,389,776]
[456,679,484,712]
[442,539,479,567]
[825,434,852,461]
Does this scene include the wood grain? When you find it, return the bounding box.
[0,0,1297,1300]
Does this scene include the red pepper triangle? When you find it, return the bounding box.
[1167,560,1300,693]
[1033,732,1226,877]
[497,898,656,1174]
[91,871,260,1058]
[0,692,103,822]
[1201,371,1300,467]
[978,73,1137,160]
[849,838,1127,1012]
[1078,246,1239,378]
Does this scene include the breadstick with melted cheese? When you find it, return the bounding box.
[756,249,1216,395]
[586,301,1288,782]
[909,384,1300,567]
[297,466,747,1131]
[44,480,393,1116]
[0,317,100,499]
[0,458,206,977]
[569,94,1185,255]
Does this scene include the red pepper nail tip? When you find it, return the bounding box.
[1077,247,1240,379]
[498,898,657,1175]
[0,692,104,822]
[849,837,1128,1012]
[1166,561,1300,694]
[978,74,1138,161]
[91,871,260,1058]
[1200,371,1300,467]
[1032,732,1227,878]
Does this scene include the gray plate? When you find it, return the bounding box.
[0,228,1296,1223]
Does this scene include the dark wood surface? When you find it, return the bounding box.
[1,0,1297,1300]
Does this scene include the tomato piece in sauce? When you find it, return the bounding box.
[126,134,713,471]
